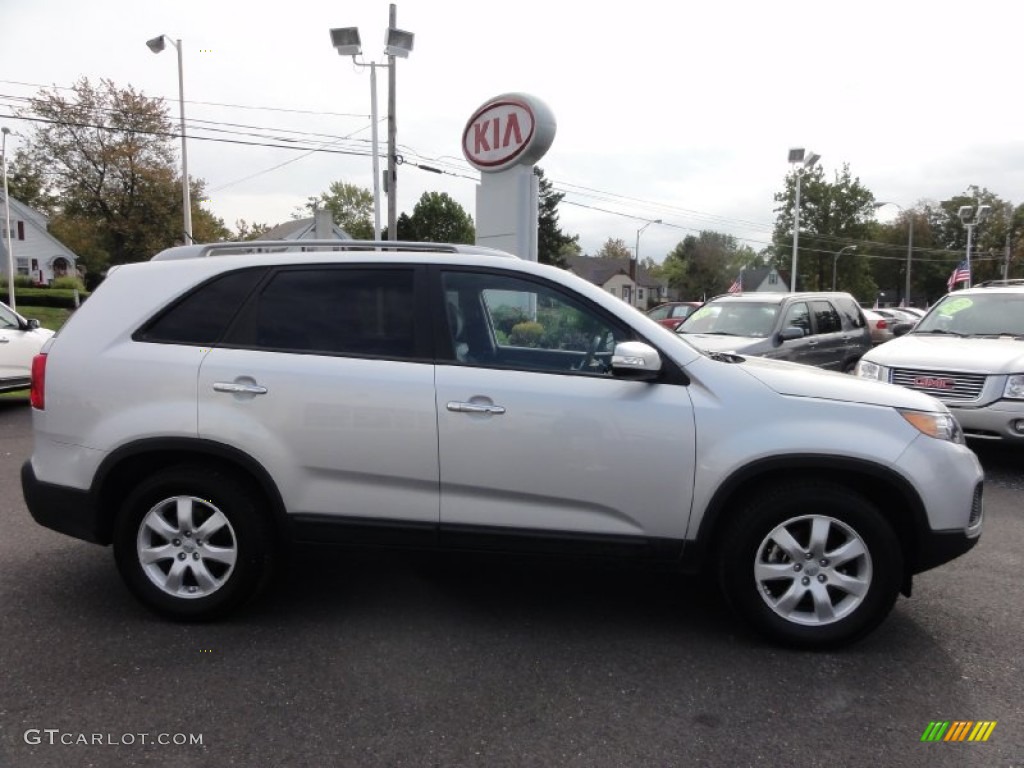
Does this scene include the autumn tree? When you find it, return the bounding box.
[16,77,228,275]
[299,181,374,239]
[595,238,631,260]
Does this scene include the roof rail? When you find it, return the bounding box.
[973,279,1024,288]
[150,240,518,261]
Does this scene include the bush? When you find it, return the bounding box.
[508,321,545,347]
[0,287,89,308]
[51,276,86,291]
[13,274,34,287]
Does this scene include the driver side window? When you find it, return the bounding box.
[782,302,811,336]
[441,271,627,375]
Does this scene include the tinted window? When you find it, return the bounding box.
[781,302,810,336]
[834,297,866,329]
[228,268,416,358]
[138,268,266,345]
[811,301,842,334]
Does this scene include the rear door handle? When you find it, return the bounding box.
[213,381,268,395]
[446,401,505,415]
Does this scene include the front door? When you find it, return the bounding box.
[433,269,696,555]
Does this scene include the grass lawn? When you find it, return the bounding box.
[0,305,71,401]
[19,305,72,332]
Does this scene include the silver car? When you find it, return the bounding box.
[22,240,984,648]
[856,281,1024,443]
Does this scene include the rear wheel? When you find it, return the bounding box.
[113,465,275,620]
[718,482,902,648]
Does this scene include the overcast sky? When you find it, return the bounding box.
[2,0,1022,262]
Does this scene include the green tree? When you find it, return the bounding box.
[401,192,475,244]
[773,163,876,298]
[661,231,747,299]
[299,181,374,239]
[16,77,228,275]
[535,168,578,267]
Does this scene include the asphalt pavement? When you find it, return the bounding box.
[0,398,1021,767]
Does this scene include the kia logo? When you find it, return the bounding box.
[914,376,954,389]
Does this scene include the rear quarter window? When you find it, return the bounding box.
[135,268,267,345]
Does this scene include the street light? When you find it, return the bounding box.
[330,4,414,240]
[958,204,991,288]
[146,34,192,244]
[788,148,820,292]
[1,126,14,310]
[831,245,857,291]
[873,202,914,306]
[633,219,662,306]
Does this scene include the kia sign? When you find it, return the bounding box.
[462,93,556,173]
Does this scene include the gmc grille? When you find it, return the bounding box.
[890,368,987,401]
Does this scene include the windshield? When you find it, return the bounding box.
[678,302,779,338]
[915,293,1024,336]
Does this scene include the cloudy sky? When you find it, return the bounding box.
[2,0,1021,262]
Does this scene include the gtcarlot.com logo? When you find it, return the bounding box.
[921,721,997,743]
[24,730,203,746]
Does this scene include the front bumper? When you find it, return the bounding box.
[21,461,108,545]
[948,400,1024,442]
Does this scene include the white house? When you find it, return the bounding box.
[0,195,79,285]
[565,254,670,309]
[254,209,352,248]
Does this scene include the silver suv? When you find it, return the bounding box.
[856,281,1024,444]
[22,241,984,648]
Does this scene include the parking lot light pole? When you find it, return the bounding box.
[958,204,991,289]
[2,126,14,310]
[874,202,913,305]
[831,245,857,291]
[633,219,661,307]
[788,148,820,292]
[146,35,192,244]
[330,6,414,240]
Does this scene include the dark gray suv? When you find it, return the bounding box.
[678,292,872,372]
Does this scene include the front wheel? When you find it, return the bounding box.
[718,482,903,649]
[113,465,275,620]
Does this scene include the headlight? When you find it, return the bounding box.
[898,408,964,444]
[856,359,889,381]
[1003,374,1024,400]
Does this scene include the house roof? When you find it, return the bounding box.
[0,194,79,264]
[255,216,352,241]
[566,254,664,289]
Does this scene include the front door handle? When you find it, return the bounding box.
[446,401,505,415]
[213,381,268,395]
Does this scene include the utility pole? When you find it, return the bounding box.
[387,3,398,240]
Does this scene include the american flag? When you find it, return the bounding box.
[727,273,742,293]
[947,260,971,291]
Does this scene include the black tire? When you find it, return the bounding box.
[113,465,275,621]
[718,481,902,649]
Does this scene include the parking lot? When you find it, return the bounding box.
[1,397,1021,767]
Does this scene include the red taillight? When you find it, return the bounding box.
[876,319,888,329]
[30,353,46,410]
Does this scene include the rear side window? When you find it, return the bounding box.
[811,301,842,334]
[226,268,417,359]
[136,268,266,345]
[834,297,867,329]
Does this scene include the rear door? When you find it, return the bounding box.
[807,300,846,370]
[197,265,440,528]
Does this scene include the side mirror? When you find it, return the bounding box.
[611,341,662,381]
[892,322,914,337]
[778,326,804,342]
[26,318,41,330]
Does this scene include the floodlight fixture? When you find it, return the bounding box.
[977,204,991,222]
[958,205,973,224]
[788,148,805,163]
[146,35,166,53]
[384,28,414,58]
[330,27,362,56]
[805,152,820,168]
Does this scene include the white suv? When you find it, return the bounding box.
[856,281,1024,444]
[22,241,984,648]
